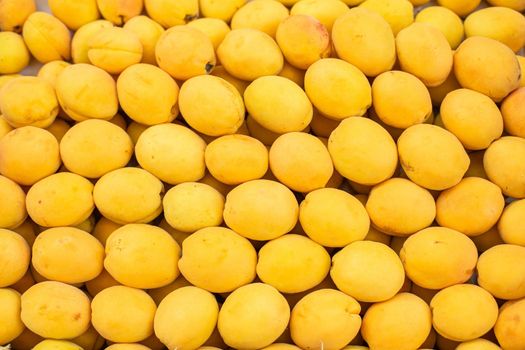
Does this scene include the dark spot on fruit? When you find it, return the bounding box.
[73,313,81,321]
[184,14,198,23]
[205,62,214,74]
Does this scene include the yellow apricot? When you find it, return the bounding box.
[205,134,268,185]
[398,124,469,190]
[290,289,361,349]
[0,175,27,229]
[218,283,290,349]
[144,0,198,27]
[495,298,525,349]
[71,20,113,64]
[278,61,305,87]
[366,178,436,236]
[362,293,432,350]
[56,63,118,121]
[105,224,180,289]
[276,15,331,70]
[231,0,289,38]
[487,0,525,10]
[135,124,206,184]
[68,331,108,350]
[244,76,312,134]
[0,117,13,140]
[74,215,96,234]
[257,234,330,293]
[187,18,231,50]
[0,32,30,74]
[0,127,61,186]
[85,268,120,297]
[245,115,286,146]
[477,244,525,300]
[499,199,525,246]
[37,61,70,89]
[97,0,143,25]
[199,0,245,22]
[305,59,371,120]
[501,87,525,138]
[329,117,397,185]
[211,65,250,95]
[197,174,234,200]
[464,148,485,181]
[436,177,505,236]
[0,0,36,32]
[217,28,284,80]
[48,0,100,30]
[33,340,84,350]
[0,77,58,128]
[178,227,256,293]
[22,12,71,63]
[464,6,525,52]
[126,121,149,145]
[45,117,73,141]
[106,345,151,350]
[93,168,164,224]
[10,222,36,254]
[364,225,392,246]
[415,6,464,49]
[454,36,520,102]
[400,226,478,289]
[291,0,349,32]
[87,26,143,74]
[332,8,395,77]
[117,63,179,125]
[0,229,30,288]
[60,119,132,178]
[428,69,461,106]
[123,16,164,65]
[179,75,244,136]
[440,88,503,150]
[154,286,219,350]
[372,71,432,129]
[332,241,404,302]
[300,188,369,247]
[147,272,190,305]
[26,172,94,228]
[163,182,224,232]
[269,132,332,192]
[484,136,525,198]
[223,179,298,240]
[92,285,156,342]
[396,22,453,87]
[263,344,301,350]
[278,0,300,5]
[21,281,91,339]
[309,110,340,138]
[431,284,498,342]
[359,0,414,35]
[0,288,24,345]
[436,0,481,17]
[156,25,216,80]
[32,227,104,284]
